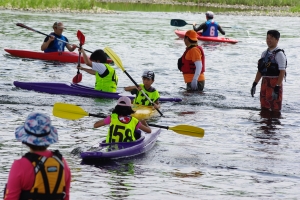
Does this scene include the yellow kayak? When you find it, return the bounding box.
[131,104,157,120]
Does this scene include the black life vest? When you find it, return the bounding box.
[19,150,66,200]
[178,45,205,74]
[257,49,287,76]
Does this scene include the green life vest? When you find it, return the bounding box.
[134,84,160,106]
[95,63,118,92]
[106,113,139,143]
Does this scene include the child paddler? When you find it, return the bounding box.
[124,70,160,110]
[94,96,151,143]
[77,48,118,93]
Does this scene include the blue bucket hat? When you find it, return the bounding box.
[15,112,58,146]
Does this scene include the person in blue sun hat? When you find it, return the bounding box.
[4,112,72,200]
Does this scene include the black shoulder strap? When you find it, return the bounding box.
[274,48,285,55]
[23,152,40,163]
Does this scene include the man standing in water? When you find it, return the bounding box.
[41,22,77,52]
[250,30,287,112]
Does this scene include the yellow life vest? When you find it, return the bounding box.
[19,150,66,200]
[134,84,160,106]
[106,113,139,143]
[95,63,118,92]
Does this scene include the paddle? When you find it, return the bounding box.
[170,19,232,28]
[72,30,85,83]
[53,102,204,138]
[16,23,93,53]
[103,47,164,117]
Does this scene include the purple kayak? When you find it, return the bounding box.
[81,128,161,159]
[13,81,182,102]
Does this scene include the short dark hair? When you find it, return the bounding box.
[90,49,107,63]
[267,30,280,40]
[112,105,135,116]
[23,142,49,150]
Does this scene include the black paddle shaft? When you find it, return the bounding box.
[16,23,93,53]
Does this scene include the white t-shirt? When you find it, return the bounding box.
[92,62,107,75]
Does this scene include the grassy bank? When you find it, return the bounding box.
[177,0,299,7]
[0,0,96,10]
[0,0,299,13]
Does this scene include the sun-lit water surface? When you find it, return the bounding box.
[0,10,300,200]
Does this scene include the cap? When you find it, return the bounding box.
[142,70,155,80]
[53,22,65,29]
[205,11,214,18]
[117,96,132,107]
[185,30,198,41]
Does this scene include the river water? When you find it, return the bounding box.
[0,10,300,200]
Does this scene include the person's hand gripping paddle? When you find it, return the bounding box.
[72,30,85,83]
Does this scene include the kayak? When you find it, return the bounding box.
[13,81,182,102]
[174,30,238,44]
[81,128,161,159]
[4,48,113,64]
[132,104,157,120]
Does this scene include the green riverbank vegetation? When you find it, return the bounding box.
[0,0,97,10]
[0,0,299,12]
[177,0,299,7]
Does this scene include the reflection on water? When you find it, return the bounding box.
[251,109,282,145]
[258,109,282,135]
[81,159,137,199]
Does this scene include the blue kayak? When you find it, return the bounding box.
[13,81,182,102]
[81,128,161,159]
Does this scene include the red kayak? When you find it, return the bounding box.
[4,48,113,63]
[174,30,238,44]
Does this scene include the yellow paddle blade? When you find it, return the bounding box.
[169,125,204,138]
[104,47,125,71]
[53,103,89,120]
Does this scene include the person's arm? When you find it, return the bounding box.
[78,66,96,75]
[218,25,225,35]
[253,71,262,84]
[79,48,92,67]
[41,36,55,51]
[275,51,287,86]
[94,116,110,128]
[153,100,160,109]
[138,120,151,133]
[277,70,285,86]
[4,159,35,200]
[190,61,202,90]
[66,43,77,52]
[193,22,206,32]
[62,159,71,200]
[124,86,136,91]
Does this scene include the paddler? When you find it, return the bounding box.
[177,30,205,91]
[77,48,118,93]
[94,96,152,143]
[192,11,225,37]
[41,22,77,52]
[124,70,160,110]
